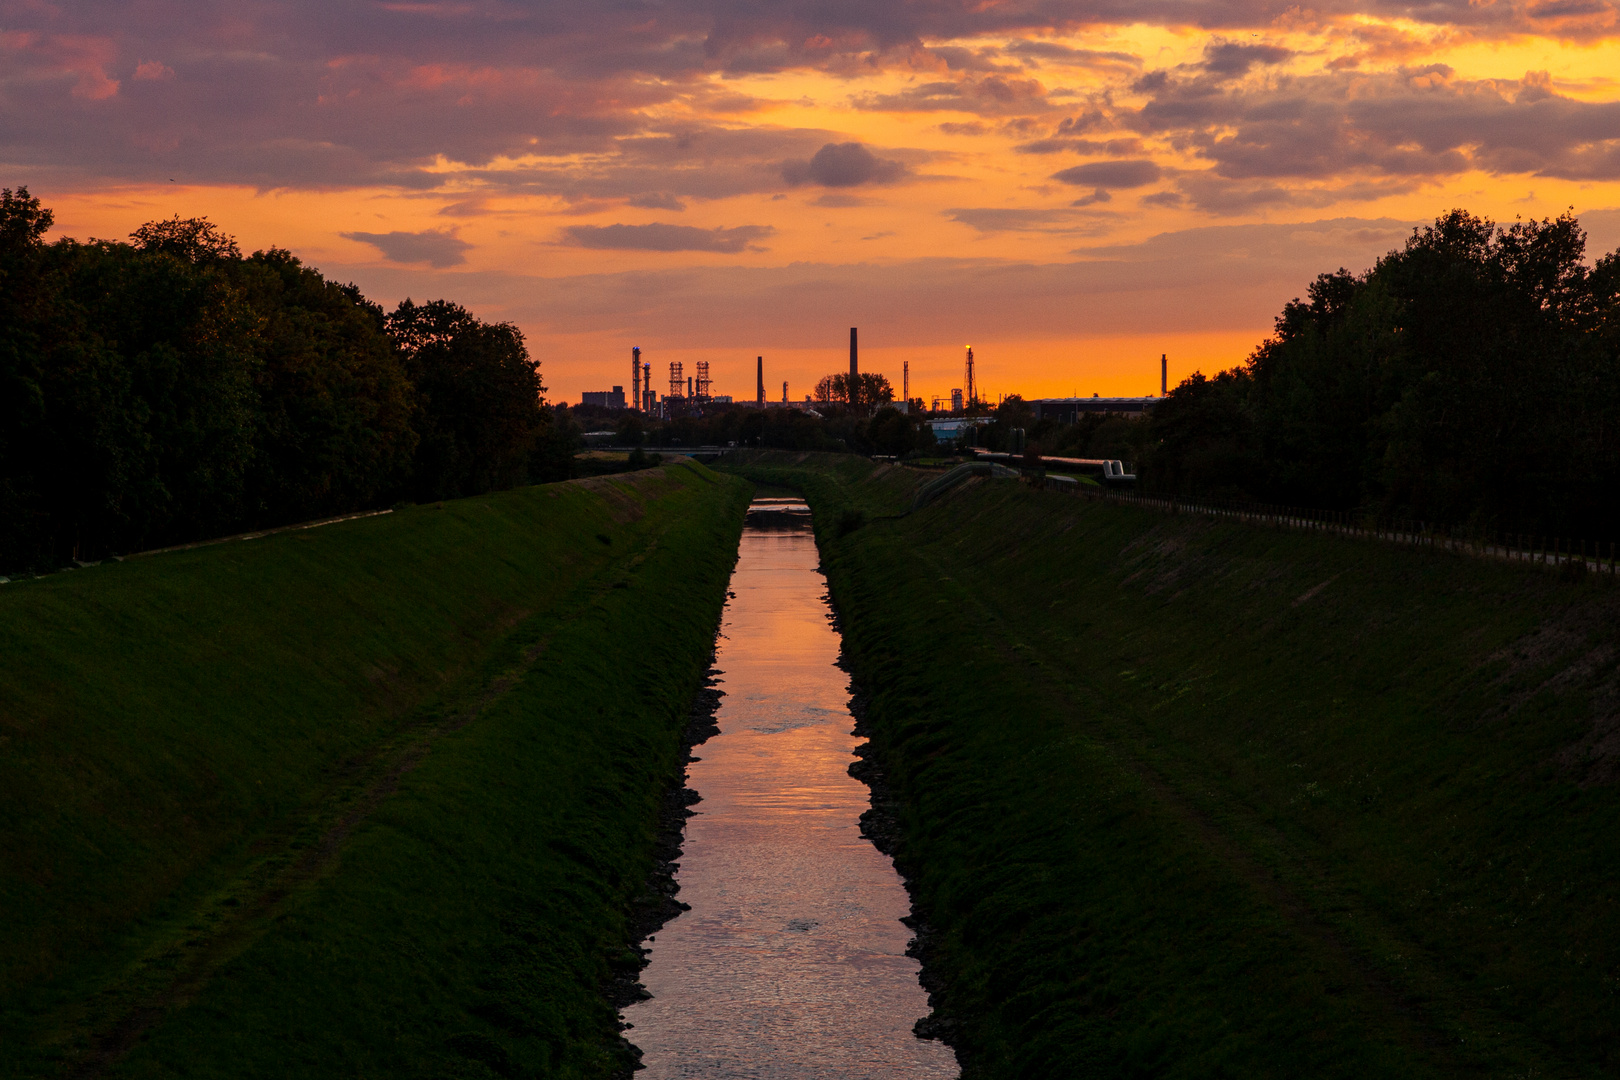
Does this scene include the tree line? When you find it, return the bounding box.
[582,396,938,458]
[0,188,569,572]
[1139,210,1620,540]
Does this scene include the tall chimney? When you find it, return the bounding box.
[1161,353,1167,396]
[757,356,765,407]
[632,346,641,410]
[688,375,694,398]
[850,327,859,408]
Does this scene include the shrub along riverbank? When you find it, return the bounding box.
[722,450,1620,1078]
[0,462,749,1078]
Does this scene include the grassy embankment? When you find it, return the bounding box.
[0,462,750,1078]
[721,450,1620,1078]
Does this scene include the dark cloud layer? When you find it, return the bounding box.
[2,0,1615,198]
[561,222,775,252]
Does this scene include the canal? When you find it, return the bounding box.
[623,498,959,1078]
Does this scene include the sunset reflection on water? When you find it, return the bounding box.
[623,502,958,1079]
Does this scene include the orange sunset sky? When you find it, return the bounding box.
[6,0,1620,405]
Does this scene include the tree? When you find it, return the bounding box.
[130,216,242,262]
[235,249,418,520]
[813,371,894,409]
[386,299,547,501]
[0,186,52,252]
[1142,207,1620,540]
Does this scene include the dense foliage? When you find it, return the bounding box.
[0,188,565,571]
[812,370,894,409]
[1144,210,1620,539]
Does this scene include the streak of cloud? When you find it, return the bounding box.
[560,222,776,252]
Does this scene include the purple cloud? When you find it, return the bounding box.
[1051,159,1163,187]
[781,143,908,187]
[343,228,471,267]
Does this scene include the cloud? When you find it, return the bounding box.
[1051,159,1163,188]
[781,142,907,187]
[1141,190,1186,207]
[1002,41,1141,70]
[1016,137,1145,156]
[560,222,775,252]
[1128,65,1620,183]
[946,207,1119,234]
[1201,40,1293,78]
[627,192,686,210]
[853,74,1049,116]
[343,228,471,267]
[2,0,1617,202]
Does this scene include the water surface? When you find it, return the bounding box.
[624,500,958,1079]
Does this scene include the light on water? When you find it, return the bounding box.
[624,500,958,1078]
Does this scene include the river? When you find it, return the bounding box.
[622,498,959,1078]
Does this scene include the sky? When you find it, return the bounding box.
[6,0,1620,406]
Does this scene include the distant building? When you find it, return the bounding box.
[1029,396,1158,423]
[582,386,626,409]
[711,395,734,405]
[926,417,982,445]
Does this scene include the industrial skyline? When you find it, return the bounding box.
[581,331,1163,414]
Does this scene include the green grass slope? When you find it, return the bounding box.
[1,463,750,1077]
[722,451,1620,1078]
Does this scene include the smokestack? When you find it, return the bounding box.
[849,327,858,409]
[688,375,694,398]
[782,380,788,404]
[1161,353,1167,396]
[632,346,641,410]
[757,356,765,407]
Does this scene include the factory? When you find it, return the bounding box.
[1026,396,1159,423]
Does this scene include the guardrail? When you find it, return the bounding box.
[1050,481,1617,578]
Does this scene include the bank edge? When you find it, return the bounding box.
[0,463,750,1078]
[721,450,1620,1079]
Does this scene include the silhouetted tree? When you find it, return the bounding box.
[1144,208,1620,539]
[813,371,894,409]
[387,299,547,501]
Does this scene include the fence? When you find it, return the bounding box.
[1045,476,1617,578]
